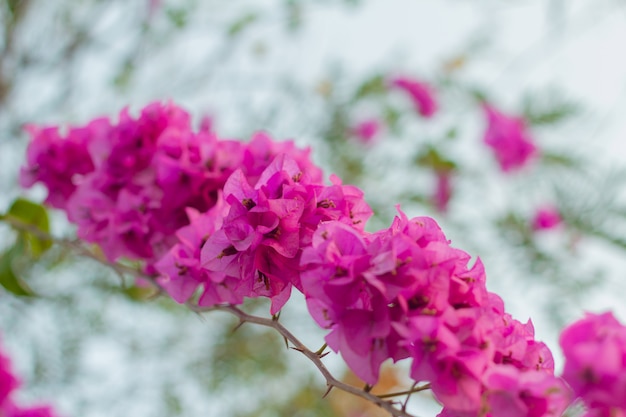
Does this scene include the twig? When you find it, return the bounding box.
[2,215,151,284]
[193,304,418,417]
[377,384,431,399]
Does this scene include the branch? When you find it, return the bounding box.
[2,215,423,417]
[2,215,152,284]
[193,304,419,417]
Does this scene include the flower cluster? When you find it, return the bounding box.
[0,337,59,417]
[19,124,97,210]
[482,104,538,173]
[560,312,626,417]
[158,155,372,314]
[301,211,571,416]
[20,101,572,416]
[20,103,321,271]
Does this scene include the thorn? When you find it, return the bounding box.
[322,385,334,399]
[231,320,245,333]
[314,342,328,357]
[282,336,289,349]
[272,311,281,321]
[319,351,330,358]
[364,383,372,393]
[290,346,304,353]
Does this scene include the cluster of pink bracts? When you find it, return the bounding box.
[18,101,624,416]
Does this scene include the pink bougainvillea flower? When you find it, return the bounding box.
[0,342,19,406]
[21,101,573,413]
[482,365,572,417]
[19,122,101,209]
[482,104,538,172]
[532,206,562,231]
[389,76,437,118]
[200,154,318,314]
[350,118,381,144]
[560,312,626,413]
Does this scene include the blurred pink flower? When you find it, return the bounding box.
[560,312,626,414]
[148,0,161,18]
[389,76,437,118]
[350,118,381,144]
[532,206,562,231]
[482,104,537,172]
[432,170,453,214]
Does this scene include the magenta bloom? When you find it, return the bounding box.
[0,342,19,407]
[482,104,538,172]
[301,207,565,414]
[481,365,572,417]
[21,102,326,277]
[389,76,437,118]
[560,312,626,414]
[350,119,381,144]
[532,206,562,231]
[21,101,576,414]
[432,170,453,214]
[20,122,101,209]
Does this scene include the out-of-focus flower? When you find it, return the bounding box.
[350,118,381,144]
[147,0,161,18]
[532,206,562,231]
[560,312,626,415]
[389,76,437,118]
[433,170,453,214]
[482,104,537,172]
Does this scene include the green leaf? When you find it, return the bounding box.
[6,0,20,17]
[353,74,386,101]
[468,87,488,103]
[113,60,134,91]
[285,0,302,32]
[6,197,52,258]
[522,92,580,126]
[445,127,458,140]
[383,105,401,131]
[0,249,35,297]
[227,12,259,37]
[415,146,456,172]
[166,8,188,28]
[123,285,157,301]
[540,152,580,168]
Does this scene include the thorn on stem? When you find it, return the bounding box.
[272,311,281,321]
[314,342,328,357]
[231,320,245,333]
[364,383,373,393]
[322,385,334,399]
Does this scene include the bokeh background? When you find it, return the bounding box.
[2,1,626,416]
